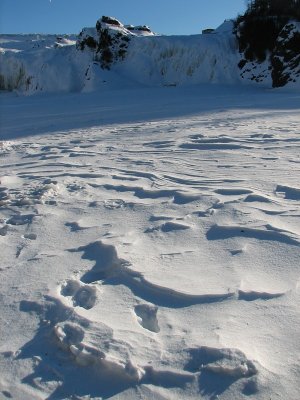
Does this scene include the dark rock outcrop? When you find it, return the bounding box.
[77,16,154,70]
[237,21,300,87]
[235,0,300,87]
[271,22,300,87]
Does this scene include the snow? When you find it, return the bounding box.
[0,79,300,399]
[0,16,300,399]
[116,31,239,86]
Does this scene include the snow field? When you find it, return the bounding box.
[0,85,300,399]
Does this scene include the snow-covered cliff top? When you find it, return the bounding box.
[0,17,299,94]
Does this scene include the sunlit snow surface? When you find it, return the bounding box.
[0,84,300,399]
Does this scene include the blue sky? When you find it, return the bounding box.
[0,0,246,35]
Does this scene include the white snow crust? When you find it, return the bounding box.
[0,80,300,399]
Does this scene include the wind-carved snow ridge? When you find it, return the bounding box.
[207,224,300,246]
[75,240,234,308]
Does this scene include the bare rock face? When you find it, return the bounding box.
[237,20,300,87]
[271,22,300,87]
[77,16,154,70]
[235,0,300,89]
